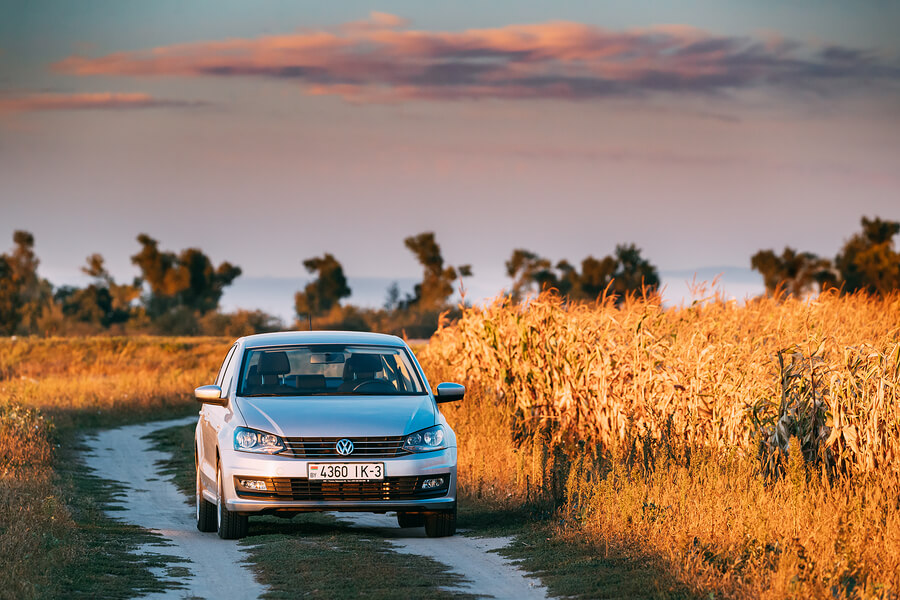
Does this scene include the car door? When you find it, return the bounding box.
[199,344,237,485]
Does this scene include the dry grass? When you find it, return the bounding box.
[0,336,229,428]
[3,311,898,598]
[0,400,76,598]
[0,336,229,599]
[423,290,900,598]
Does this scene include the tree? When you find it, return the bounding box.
[0,231,52,334]
[505,249,552,301]
[504,244,658,304]
[751,247,836,296]
[295,253,352,317]
[403,232,471,310]
[55,254,140,327]
[834,216,900,295]
[609,244,660,299]
[575,255,617,300]
[131,234,241,319]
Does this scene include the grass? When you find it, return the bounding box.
[0,336,229,600]
[457,501,695,599]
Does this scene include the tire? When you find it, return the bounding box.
[216,464,248,539]
[424,504,456,538]
[196,459,217,532]
[397,512,425,528]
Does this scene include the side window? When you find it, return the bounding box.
[215,345,237,388]
[220,346,242,397]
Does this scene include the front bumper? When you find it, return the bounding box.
[220,445,457,514]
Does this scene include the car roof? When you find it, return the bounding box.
[238,330,407,348]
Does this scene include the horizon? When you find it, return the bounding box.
[45,260,765,324]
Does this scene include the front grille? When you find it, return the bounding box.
[235,475,449,501]
[283,436,410,459]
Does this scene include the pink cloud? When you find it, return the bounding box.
[51,17,900,103]
[0,92,205,113]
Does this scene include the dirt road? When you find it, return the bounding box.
[82,416,266,600]
[338,512,548,599]
[83,417,549,599]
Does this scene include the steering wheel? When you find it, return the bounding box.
[352,380,396,393]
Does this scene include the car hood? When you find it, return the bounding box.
[234,395,436,438]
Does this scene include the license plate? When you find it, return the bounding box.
[308,463,384,481]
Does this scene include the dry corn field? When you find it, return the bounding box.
[422,290,900,598]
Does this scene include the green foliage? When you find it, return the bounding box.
[750,247,836,296]
[131,233,241,318]
[505,248,553,302]
[835,216,900,295]
[0,230,53,335]
[198,309,284,337]
[294,253,352,318]
[403,232,471,311]
[752,217,900,297]
[53,254,140,328]
[505,244,659,303]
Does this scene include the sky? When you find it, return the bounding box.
[1,1,898,317]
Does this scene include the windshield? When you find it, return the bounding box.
[237,344,426,397]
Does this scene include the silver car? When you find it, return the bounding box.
[193,331,464,540]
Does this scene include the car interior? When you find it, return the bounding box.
[238,346,422,396]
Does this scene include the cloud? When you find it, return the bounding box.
[0,92,207,113]
[52,16,900,103]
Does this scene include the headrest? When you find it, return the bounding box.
[258,351,290,375]
[344,354,382,376]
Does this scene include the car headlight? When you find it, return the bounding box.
[234,426,286,454]
[403,425,447,453]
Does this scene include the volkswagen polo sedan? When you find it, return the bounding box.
[193,331,464,539]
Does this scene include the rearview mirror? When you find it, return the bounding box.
[435,382,465,403]
[195,385,227,406]
[309,352,345,364]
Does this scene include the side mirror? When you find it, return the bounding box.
[435,382,465,403]
[195,385,227,406]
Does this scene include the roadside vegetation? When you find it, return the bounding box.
[0,336,227,599]
[422,289,900,598]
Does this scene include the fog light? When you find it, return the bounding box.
[238,479,267,491]
[422,477,445,490]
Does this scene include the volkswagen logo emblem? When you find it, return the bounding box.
[335,438,354,456]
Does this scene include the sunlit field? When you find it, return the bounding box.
[0,336,228,598]
[3,295,899,599]
[422,290,900,598]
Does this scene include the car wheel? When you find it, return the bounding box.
[424,504,456,538]
[397,512,425,528]
[196,458,217,532]
[216,464,248,539]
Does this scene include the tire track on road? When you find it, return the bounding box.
[82,416,266,600]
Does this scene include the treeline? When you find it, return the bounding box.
[0,232,279,337]
[295,233,659,338]
[751,216,900,297]
[0,215,896,337]
[0,229,659,338]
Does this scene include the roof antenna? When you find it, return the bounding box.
[307,313,313,331]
